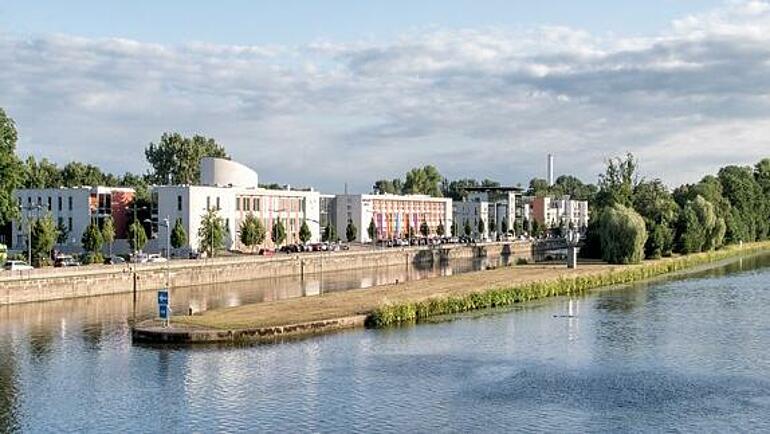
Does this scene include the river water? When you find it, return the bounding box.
[1,254,769,432]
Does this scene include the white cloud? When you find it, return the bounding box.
[2,1,770,193]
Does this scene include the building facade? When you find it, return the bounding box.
[528,195,590,230]
[452,187,522,240]
[155,158,321,253]
[335,194,452,243]
[11,186,135,252]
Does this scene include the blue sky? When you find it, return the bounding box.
[1,1,769,193]
[2,0,725,44]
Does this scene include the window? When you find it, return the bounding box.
[216,197,220,210]
[206,196,211,210]
[177,195,183,212]
[68,217,72,231]
[254,198,259,212]
[244,198,250,212]
[47,197,52,211]
[58,197,62,211]
[27,197,31,206]
[235,197,240,211]
[37,197,42,206]
[68,197,73,211]
[57,217,63,227]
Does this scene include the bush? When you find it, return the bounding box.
[515,257,529,265]
[597,204,647,264]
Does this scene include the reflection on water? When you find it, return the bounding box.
[0,253,768,431]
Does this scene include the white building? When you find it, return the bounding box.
[155,158,321,253]
[11,186,136,253]
[335,193,452,243]
[452,187,522,240]
[528,195,590,230]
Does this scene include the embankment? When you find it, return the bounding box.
[0,241,531,305]
[134,241,770,345]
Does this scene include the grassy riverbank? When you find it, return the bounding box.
[169,241,770,335]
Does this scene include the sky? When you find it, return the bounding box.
[1,0,769,193]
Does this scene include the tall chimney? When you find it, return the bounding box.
[547,153,554,186]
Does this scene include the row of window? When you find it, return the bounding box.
[18,196,74,212]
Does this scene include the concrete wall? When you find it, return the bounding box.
[0,241,533,305]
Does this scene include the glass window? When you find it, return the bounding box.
[68,196,73,210]
[206,197,210,210]
[235,197,240,211]
[47,197,52,211]
[216,197,220,210]
[253,198,259,212]
[177,195,183,211]
[68,217,72,231]
[58,196,62,211]
[244,198,250,212]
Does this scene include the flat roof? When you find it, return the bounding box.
[461,186,524,192]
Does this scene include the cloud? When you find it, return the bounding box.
[2,1,770,193]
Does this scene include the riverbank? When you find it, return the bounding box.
[132,241,770,344]
[0,241,532,305]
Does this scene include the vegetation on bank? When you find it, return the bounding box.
[365,241,770,328]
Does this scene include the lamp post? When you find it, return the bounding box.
[566,229,580,269]
[19,204,42,266]
[125,204,148,259]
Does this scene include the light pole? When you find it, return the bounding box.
[19,204,41,266]
[125,204,148,259]
[566,229,580,269]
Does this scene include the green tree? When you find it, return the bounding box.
[477,218,485,236]
[299,220,312,244]
[553,175,598,202]
[346,219,358,242]
[170,218,188,249]
[0,243,6,264]
[632,179,679,258]
[597,203,647,264]
[101,216,115,257]
[23,156,61,188]
[596,153,638,208]
[198,208,226,256]
[81,221,104,264]
[501,218,508,235]
[442,178,480,201]
[420,220,430,237]
[676,195,722,253]
[145,132,228,185]
[271,217,286,247]
[239,214,265,252]
[464,220,472,237]
[31,214,57,266]
[56,221,69,245]
[373,179,402,194]
[403,165,443,197]
[436,221,446,237]
[526,178,551,197]
[60,162,113,187]
[127,220,148,252]
[488,218,495,234]
[0,108,24,225]
[367,218,377,242]
[323,223,338,242]
[718,165,765,242]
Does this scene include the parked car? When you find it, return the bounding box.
[103,256,126,265]
[4,260,33,271]
[147,254,168,263]
[54,255,81,267]
[258,248,275,256]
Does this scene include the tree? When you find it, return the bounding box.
[526,178,551,197]
[56,221,69,245]
[367,218,377,242]
[271,217,286,247]
[403,165,443,197]
[442,178,480,201]
[596,153,638,208]
[60,161,113,187]
[170,218,188,249]
[420,220,430,237]
[81,221,104,264]
[464,220,472,237]
[323,223,338,242]
[145,132,228,185]
[299,220,312,244]
[346,219,357,242]
[31,214,57,266]
[198,208,226,256]
[477,218,485,236]
[0,108,24,225]
[632,179,679,258]
[436,221,446,237]
[501,219,508,235]
[373,179,402,194]
[531,219,544,237]
[127,221,148,252]
[101,216,115,257]
[676,195,721,254]
[23,156,61,188]
[553,175,598,202]
[488,218,495,234]
[597,204,647,264]
[239,214,264,252]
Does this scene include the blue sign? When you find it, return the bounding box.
[159,304,169,319]
[157,290,169,306]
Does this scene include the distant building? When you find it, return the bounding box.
[335,193,452,242]
[156,157,321,252]
[12,186,135,252]
[452,187,523,240]
[527,195,589,230]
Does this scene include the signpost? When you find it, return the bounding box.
[158,289,170,327]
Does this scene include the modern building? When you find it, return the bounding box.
[11,186,135,252]
[155,157,321,253]
[334,193,452,243]
[527,195,590,230]
[452,186,523,240]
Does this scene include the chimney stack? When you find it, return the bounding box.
[547,154,554,186]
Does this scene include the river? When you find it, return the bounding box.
[0,253,769,432]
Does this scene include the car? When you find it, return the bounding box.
[147,254,168,263]
[4,260,33,271]
[103,256,126,265]
[259,248,275,256]
[54,255,81,267]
